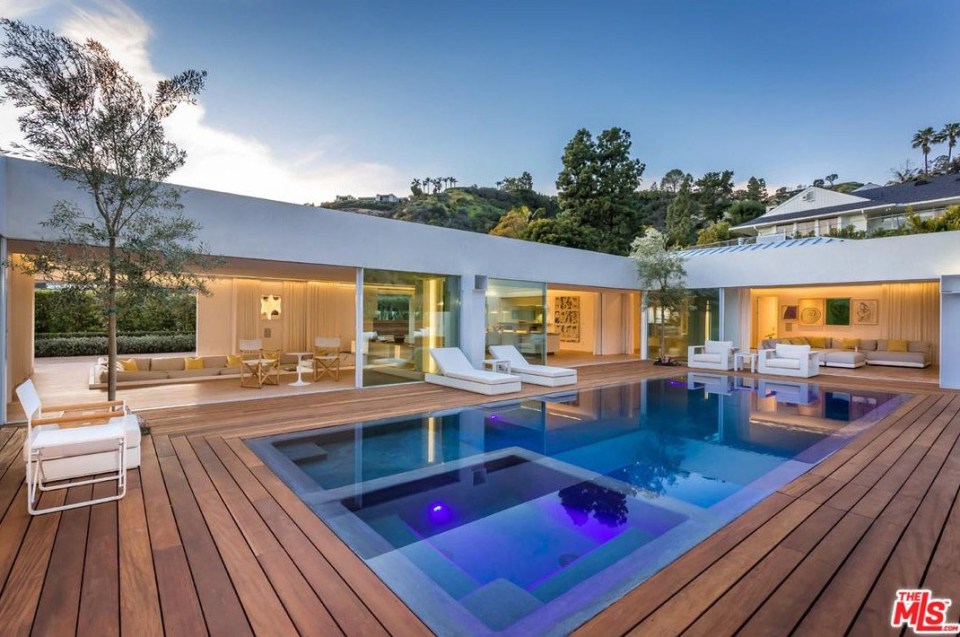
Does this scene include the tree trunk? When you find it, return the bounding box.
[107,236,118,401]
[658,302,666,362]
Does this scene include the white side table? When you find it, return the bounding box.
[484,359,511,374]
[287,351,313,386]
[734,351,757,373]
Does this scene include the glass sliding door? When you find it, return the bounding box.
[646,288,720,360]
[485,279,547,363]
[362,269,460,386]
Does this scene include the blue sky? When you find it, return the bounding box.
[5,0,960,202]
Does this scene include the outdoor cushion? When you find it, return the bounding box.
[807,336,828,348]
[821,350,866,366]
[888,339,908,352]
[151,357,185,371]
[120,358,139,372]
[184,356,204,370]
[102,370,168,383]
[691,354,723,363]
[765,358,801,369]
[513,364,576,378]
[859,339,877,351]
[908,341,930,353]
[703,340,733,355]
[226,354,243,367]
[841,338,860,350]
[168,368,222,379]
[866,350,928,365]
[204,355,229,368]
[445,370,519,385]
[774,343,811,359]
[760,339,777,350]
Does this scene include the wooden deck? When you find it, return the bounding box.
[0,362,957,636]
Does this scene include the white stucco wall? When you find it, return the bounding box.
[1,157,638,290]
[684,232,960,289]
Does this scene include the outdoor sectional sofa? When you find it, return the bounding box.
[759,337,932,369]
[88,353,357,389]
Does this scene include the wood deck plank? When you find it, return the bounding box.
[1,363,956,637]
[154,435,254,637]
[78,478,120,637]
[171,435,336,637]
[30,484,92,637]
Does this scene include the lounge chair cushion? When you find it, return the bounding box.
[703,340,733,355]
[512,364,576,378]
[446,371,519,385]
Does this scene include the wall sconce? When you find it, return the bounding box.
[260,295,281,320]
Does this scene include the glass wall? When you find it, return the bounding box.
[646,288,720,360]
[485,279,547,363]
[362,269,460,386]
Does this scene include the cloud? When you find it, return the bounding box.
[0,0,409,203]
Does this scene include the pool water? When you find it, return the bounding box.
[249,374,909,636]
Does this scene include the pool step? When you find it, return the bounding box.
[460,578,543,631]
[280,441,328,463]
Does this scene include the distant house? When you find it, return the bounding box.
[733,174,960,237]
[375,194,401,203]
[334,195,356,202]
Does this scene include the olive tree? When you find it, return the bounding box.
[630,228,687,363]
[0,19,214,399]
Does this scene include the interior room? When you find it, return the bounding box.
[546,284,640,365]
[746,281,940,382]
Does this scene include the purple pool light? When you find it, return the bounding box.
[428,502,453,524]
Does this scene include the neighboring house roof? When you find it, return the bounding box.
[733,173,960,230]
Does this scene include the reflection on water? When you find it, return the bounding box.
[559,481,629,528]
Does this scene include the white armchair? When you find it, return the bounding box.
[757,344,820,378]
[687,340,735,370]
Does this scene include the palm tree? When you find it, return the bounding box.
[912,127,938,174]
[449,177,458,188]
[938,122,960,163]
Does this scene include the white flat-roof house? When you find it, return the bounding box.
[733,174,960,238]
[2,156,960,423]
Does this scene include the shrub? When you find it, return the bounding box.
[35,333,196,358]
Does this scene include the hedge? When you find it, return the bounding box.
[35,333,196,358]
[36,330,188,340]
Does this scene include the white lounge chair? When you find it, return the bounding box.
[16,379,139,515]
[757,343,820,378]
[426,347,522,395]
[687,340,735,370]
[488,345,577,387]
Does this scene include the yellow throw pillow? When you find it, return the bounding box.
[120,358,139,372]
[888,339,908,352]
[807,336,827,349]
[263,350,281,360]
[842,338,860,350]
[184,356,204,370]
[226,354,243,368]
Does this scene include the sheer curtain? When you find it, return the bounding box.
[307,282,356,349]
[281,281,307,352]
[235,278,262,347]
[879,282,940,362]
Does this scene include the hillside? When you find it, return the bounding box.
[322,187,559,234]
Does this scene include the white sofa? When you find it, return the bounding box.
[757,343,820,378]
[687,340,735,371]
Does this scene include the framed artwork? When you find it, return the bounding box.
[851,298,879,325]
[825,298,851,326]
[554,296,581,343]
[260,294,281,320]
[781,305,798,321]
[798,298,824,326]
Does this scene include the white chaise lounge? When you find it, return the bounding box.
[16,379,140,515]
[757,343,820,378]
[687,340,735,371]
[426,347,522,395]
[488,345,577,387]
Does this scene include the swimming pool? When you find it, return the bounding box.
[249,374,909,636]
